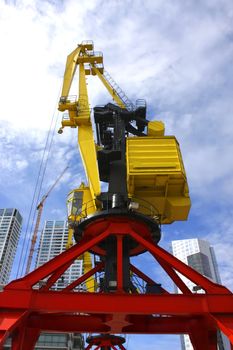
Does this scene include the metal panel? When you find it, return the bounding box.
[126,136,191,223]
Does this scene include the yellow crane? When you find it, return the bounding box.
[58,40,191,292]
[25,166,68,275]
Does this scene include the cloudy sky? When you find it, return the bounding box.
[1,0,233,348]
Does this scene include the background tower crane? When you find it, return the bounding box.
[25,166,68,275]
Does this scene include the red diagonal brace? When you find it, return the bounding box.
[63,261,104,291]
[128,230,231,294]
[5,229,110,290]
[155,257,192,294]
[130,263,169,294]
[210,314,233,345]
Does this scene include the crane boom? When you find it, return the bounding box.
[25,166,69,275]
[57,41,134,201]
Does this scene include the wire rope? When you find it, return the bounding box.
[16,85,62,278]
[20,111,60,276]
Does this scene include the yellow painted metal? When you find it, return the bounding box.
[78,126,101,199]
[59,41,191,229]
[126,136,191,224]
[59,46,82,100]
[147,121,165,137]
[66,183,96,292]
[83,251,96,292]
[67,183,96,223]
[66,232,95,292]
[66,227,74,250]
[91,65,126,109]
[58,42,101,198]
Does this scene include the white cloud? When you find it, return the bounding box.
[15,159,28,170]
[1,1,233,347]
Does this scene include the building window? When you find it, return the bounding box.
[187,252,212,279]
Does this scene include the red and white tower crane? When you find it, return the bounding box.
[25,166,69,275]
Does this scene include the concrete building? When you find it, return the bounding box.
[36,220,83,290]
[0,208,22,285]
[171,238,230,350]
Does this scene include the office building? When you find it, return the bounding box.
[0,214,84,349]
[36,220,83,290]
[171,238,230,350]
[35,220,84,350]
[0,208,22,285]
[4,333,84,350]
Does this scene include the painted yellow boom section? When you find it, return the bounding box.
[126,136,191,224]
[58,42,101,199]
[78,63,100,198]
[57,41,132,198]
[60,46,81,99]
[91,65,126,109]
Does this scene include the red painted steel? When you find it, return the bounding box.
[0,217,232,350]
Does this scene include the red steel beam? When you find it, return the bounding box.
[128,230,231,294]
[0,220,232,349]
[5,229,111,290]
[27,313,212,334]
[63,261,104,291]
[130,263,169,294]
[155,256,192,295]
[1,290,233,315]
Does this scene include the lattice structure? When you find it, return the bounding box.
[0,218,233,350]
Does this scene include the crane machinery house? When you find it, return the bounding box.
[58,41,191,234]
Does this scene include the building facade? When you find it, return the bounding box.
[0,208,22,285]
[171,238,230,350]
[4,333,84,350]
[34,220,84,350]
[36,220,83,290]
[0,215,84,349]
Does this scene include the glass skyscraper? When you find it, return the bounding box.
[0,208,22,285]
[36,220,83,290]
[171,238,230,350]
[34,220,84,350]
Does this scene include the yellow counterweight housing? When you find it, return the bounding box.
[126,136,191,224]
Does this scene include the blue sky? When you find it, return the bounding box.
[1,0,233,348]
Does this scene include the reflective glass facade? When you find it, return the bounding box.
[0,208,22,285]
[36,220,83,290]
[171,238,230,350]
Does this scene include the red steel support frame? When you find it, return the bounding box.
[0,221,233,349]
